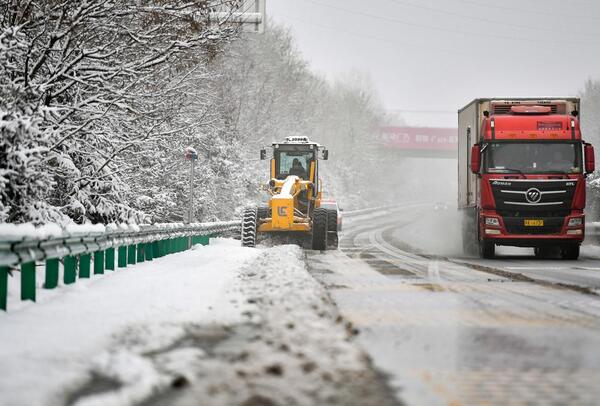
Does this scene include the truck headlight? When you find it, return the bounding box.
[568,217,583,227]
[485,217,500,227]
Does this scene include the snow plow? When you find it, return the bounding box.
[241,136,338,250]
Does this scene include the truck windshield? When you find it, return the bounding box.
[483,142,582,174]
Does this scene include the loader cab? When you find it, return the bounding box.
[274,146,314,180]
[263,137,328,186]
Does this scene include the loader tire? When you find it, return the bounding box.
[257,206,270,220]
[312,208,328,251]
[327,209,339,249]
[241,207,258,247]
[327,209,337,232]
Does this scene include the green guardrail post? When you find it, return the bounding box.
[165,239,172,255]
[158,240,165,257]
[199,235,210,246]
[79,254,91,278]
[44,258,59,289]
[118,246,127,268]
[1,266,8,311]
[137,243,145,263]
[127,244,136,265]
[94,251,104,275]
[64,256,77,284]
[145,242,153,261]
[21,261,36,302]
[152,240,160,258]
[105,248,115,271]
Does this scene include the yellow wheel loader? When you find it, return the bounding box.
[241,136,338,250]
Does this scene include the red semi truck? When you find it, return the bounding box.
[458,98,595,259]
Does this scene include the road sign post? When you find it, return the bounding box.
[184,147,199,224]
[210,0,266,34]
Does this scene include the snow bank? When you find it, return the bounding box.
[0,239,258,406]
[0,222,64,240]
[0,222,107,240]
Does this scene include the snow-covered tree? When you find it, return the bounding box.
[0,24,62,223]
[0,0,240,224]
[2,4,387,225]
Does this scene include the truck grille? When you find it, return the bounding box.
[490,179,576,213]
[497,209,570,218]
[490,179,576,235]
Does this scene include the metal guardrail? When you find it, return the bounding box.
[587,222,600,241]
[0,221,240,311]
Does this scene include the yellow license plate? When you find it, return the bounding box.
[524,219,544,227]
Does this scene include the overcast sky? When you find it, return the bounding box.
[266,0,600,127]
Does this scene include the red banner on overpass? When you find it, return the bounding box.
[379,127,458,151]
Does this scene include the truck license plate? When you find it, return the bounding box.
[524,219,544,227]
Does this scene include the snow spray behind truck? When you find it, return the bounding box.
[458,98,596,259]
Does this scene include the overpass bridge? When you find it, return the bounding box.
[378,126,457,159]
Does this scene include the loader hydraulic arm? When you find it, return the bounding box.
[267,176,313,198]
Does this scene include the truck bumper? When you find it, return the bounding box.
[480,211,584,247]
[483,235,583,247]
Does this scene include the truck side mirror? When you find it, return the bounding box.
[322,149,329,160]
[585,143,595,174]
[470,144,481,174]
[260,149,267,160]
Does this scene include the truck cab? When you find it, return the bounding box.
[459,99,595,259]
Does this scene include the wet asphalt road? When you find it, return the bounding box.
[306,205,600,405]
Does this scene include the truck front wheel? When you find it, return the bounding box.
[479,240,495,259]
[534,246,558,259]
[560,244,580,260]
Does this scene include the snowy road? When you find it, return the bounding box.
[0,240,398,406]
[307,204,600,405]
[3,206,600,406]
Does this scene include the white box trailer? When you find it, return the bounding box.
[457,98,580,209]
